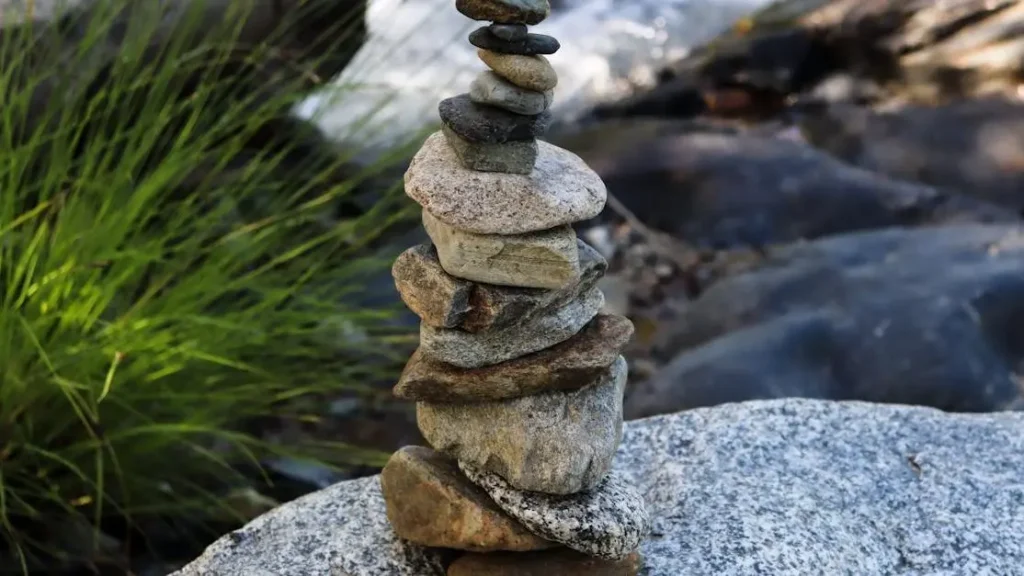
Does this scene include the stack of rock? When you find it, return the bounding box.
[380,1,650,574]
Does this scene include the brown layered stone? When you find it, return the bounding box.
[448,549,643,576]
[380,446,555,552]
[391,241,606,333]
[394,314,634,402]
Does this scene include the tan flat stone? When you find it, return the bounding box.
[448,549,643,576]
[404,131,606,235]
[395,314,634,403]
[478,50,558,92]
[423,210,579,289]
[380,446,555,552]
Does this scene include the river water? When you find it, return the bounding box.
[299,0,773,147]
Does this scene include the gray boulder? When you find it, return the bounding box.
[172,399,1024,575]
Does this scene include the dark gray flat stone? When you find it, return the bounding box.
[456,0,550,25]
[439,94,552,143]
[489,23,528,41]
[469,26,561,55]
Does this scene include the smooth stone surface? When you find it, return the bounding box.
[172,399,1024,576]
[488,23,528,41]
[470,71,553,116]
[380,446,555,552]
[422,210,580,290]
[455,0,550,25]
[448,549,642,575]
[397,315,633,402]
[461,464,650,561]
[391,240,607,333]
[417,356,627,495]
[441,123,538,175]
[469,27,561,56]
[418,287,607,369]
[439,94,551,144]
[404,132,607,235]
[478,50,558,92]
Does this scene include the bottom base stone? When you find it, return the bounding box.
[448,549,643,576]
[442,124,538,175]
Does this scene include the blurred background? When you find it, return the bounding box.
[0,0,1021,574]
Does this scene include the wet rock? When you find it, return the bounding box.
[442,124,538,175]
[418,287,605,368]
[416,356,627,494]
[440,94,552,144]
[405,131,606,235]
[455,0,551,25]
[625,224,1024,418]
[488,24,528,42]
[380,446,555,552]
[469,26,561,56]
[397,316,633,402]
[470,71,554,116]
[478,50,558,92]
[448,549,642,575]
[422,211,580,289]
[461,464,649,561]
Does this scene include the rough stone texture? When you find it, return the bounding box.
[404,131,607,235]
[461,464,650,561]
[488,23,527,42]
[441,124,538,175]
[397,315,633,402]
[423,210,580,289]
[439,94,552,144]
[448,549,643,575]
[392,240,607,333]
[478,50,558,92]
[172,399,1024,576]
[379,446,555,552]
[417,356,627,495]
[470,71,554,116]
[418,287,606,369]
[455,0,550,25]
[469,26,561,55]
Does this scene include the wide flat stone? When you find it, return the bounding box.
[397,315,633,402]
[422,210,580,290]
[418,287,606,368]
[455,0,550,25]
[439,94,551,144]
[417,356,627,495]
[173,399,1024,576]
[404,131,607,235]
[461,464,650,561]
[469,27,561,56]
[479,50,558,92]
[488,23,527,42]
[380,446,555,552]
[470,71,553,116]
[448,549,642,575]
[391,240,607,333]
[441,124,538,175]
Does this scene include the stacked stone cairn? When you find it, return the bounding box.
[380,1,650,574]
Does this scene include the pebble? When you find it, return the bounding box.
[441,124,538,175]
[470,71,553,116]
[404,132,607,235]
[461,463,650,561]
[489,23,528,41]
[416,356,628,495]
[469,27,561,56]
[448,549,643,576]
[455,0,550,25]
[419,287,606,368]
[392,241,608,333]
[399,313,632,402]
[422,210,580,290]
[379,446,555,552]
[440,94,551,144]
[478,50,558,92]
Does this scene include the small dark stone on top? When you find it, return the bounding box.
[439,94,552,144]
[490,24,528,41]
[469,27,560,56]
[456,0,551,25]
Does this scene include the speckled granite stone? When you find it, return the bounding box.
[460,463,650,561]
[171,399,1024,575]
